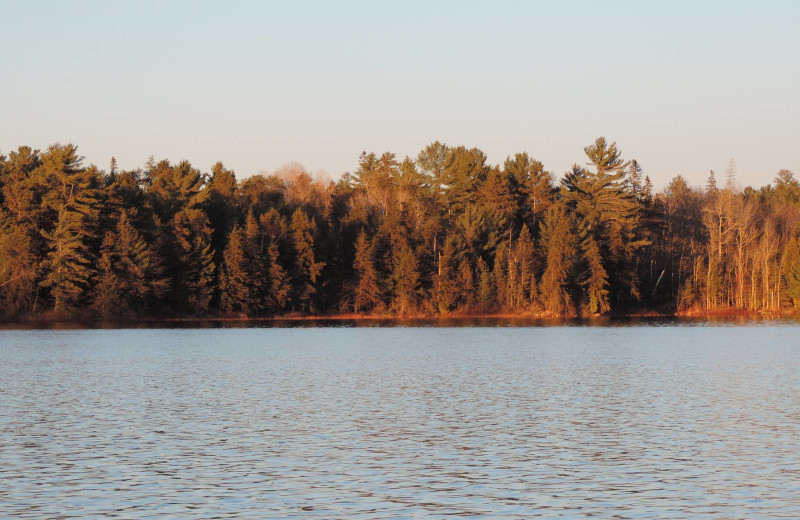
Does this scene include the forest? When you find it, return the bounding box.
[1,137,800,321]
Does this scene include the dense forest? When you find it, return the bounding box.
[1,138,800,321]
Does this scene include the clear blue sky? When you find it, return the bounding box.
[1,0,798,190]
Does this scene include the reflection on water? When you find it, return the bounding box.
[3,314,800,329]
[2,326,800,518]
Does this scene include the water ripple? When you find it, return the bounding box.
[1,326,800,518]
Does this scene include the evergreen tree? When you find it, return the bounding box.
[706,170,718,196]
[561,138,648,309]
[476,256,493,311]
[40,206,92,313]
[291,209,325,312]
[539,205,575,315]
[442,146,491,211]
[169,208,215,314]
[0,219,38,316]
[244,209,269,312]
[626,159,643,198]
[431,235,460,314]
[516,223,536,309]
[91,232,122,318]
[417,141,450,200]
[267,240,291,312]
[353,230,382,312]
[504,152,554,228]
[579,229,610,315]
[456,258,475,311]
[391,239,420,315]
[205,162,239,262]
[114,211,166,310]
[774,169,800,206]
[219,225,250,314]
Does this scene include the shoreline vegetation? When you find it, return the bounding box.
[6,307,800,324]
[2,310,798,331]
[3,137,800,324]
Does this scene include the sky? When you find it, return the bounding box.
[1,0,798,190]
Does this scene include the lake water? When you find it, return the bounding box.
[2,321,800,518]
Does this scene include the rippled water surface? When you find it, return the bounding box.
[2,323,800,518]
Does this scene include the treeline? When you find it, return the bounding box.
[2,138,800,320]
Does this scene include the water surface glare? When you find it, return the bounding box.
[2,325,800,518]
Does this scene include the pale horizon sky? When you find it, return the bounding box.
[2,0,798,191]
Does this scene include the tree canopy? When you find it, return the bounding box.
[1,139,798,320]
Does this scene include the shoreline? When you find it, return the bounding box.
[1,309,797,329]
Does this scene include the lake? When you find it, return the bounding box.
[2,320,800,518]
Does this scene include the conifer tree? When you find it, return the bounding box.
[431,235,460,314]
[205,162,238,261]
[706,170,718,196]
[476,257,493,311]
[442,147,490,211]
[417,141,450,200]
[256,208,291,313]
[456,258,475,311]
[516,223,536,308]
[291,208,325,312]
[774,169,800,206]
[219,225,250,314]
[91,232,122,318]
[626,159,643,198]
[353,230,382,312]
[267,240,291,312]
[561,138,648,309]
[243,209,269,312]
[539,205,575,315]
[41,206,92,313]
[0,219,38,316]
[391,239,419,315]
[169,208,215,314]
[579,229,610,315]
[504,152,554,227]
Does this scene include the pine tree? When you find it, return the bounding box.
[516,223,536,309]
[431,235,460,314]
[169,208,215,314]
[267,241,291,312]
[0,218,38,317]
[706,170,718,196]
[774,169,800,206]
[626,159,643,197]
[91,232,122,318]
[41,206,92,313]
[205,162,239,262]
[456,258,475,311]
[442,147,491,211]
[504,152,554,227]
[353,230,382,312]
[219,225,250,314]
[417,141,450,200]
[244,209,269,312]
[391,239,419,315]
[579,228,610,315]
[539,205,575,315]
[561,138,648,308]
[291,208,325,312]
